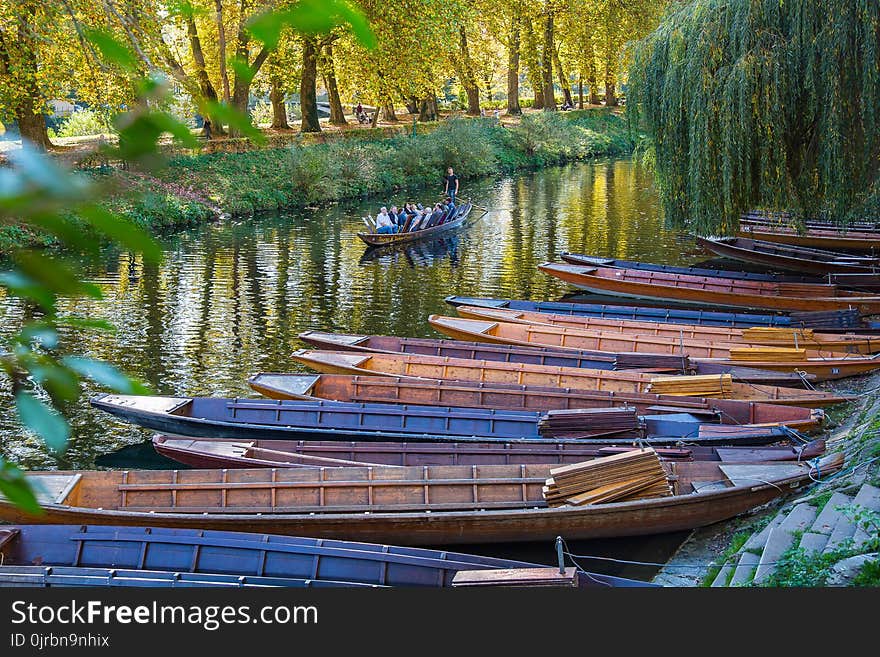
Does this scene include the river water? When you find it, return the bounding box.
[1,157,707,580]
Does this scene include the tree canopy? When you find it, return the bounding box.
[628,0,880,232]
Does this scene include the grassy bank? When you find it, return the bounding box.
[146,109,633,217]
[2,110,634,254]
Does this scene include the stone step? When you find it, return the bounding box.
[851,484,880,550]
[799,531,829,554]
[729,551,760,587]
[710,561,736,588]
[741,514,785,554]
[811,492,854,535]
[754,503,818,583]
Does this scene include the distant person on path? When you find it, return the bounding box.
[444,167,459,204]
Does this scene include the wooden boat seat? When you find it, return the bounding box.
[451,566,579,587]
[31,474,81,505]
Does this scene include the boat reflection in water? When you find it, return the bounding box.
[359,234,462,267]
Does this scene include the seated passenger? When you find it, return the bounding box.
[375,207,397,234]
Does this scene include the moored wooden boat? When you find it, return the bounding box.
[357,203,475,247]
[247,372,824,429]
[1,524,619,587]
[151,434,827,470]
[444,295,865,331]
[0,455,843,545]
[695,236,880,275]
[738,219,880,250]
[90,393,794,447]
[428,315,880,380]
[453,304,880,354]
[298,330,814,384]
[291,349,851,406]
[539,262,880,314]
[561,250,880,292]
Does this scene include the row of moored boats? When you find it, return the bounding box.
[5,222,879,588]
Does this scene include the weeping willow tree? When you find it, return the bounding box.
[627,0,880,233]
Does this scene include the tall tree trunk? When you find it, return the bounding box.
[586,40,600,105]
[300,38,321,132]
[229,3,270,135]
[457,27,481,115]
[578,75,584,109]
[604,28,617,107]
[541,12,556,111]
[418,96,435,122]
[17,100,52,150]
[214,0,230,103]
[4,7,51,150]
[522,19,543,109]
[270,80,289,129]
[381,99,398,122]
[506,19,522,115]
[553,46,573,107]
[187,15,226,136]
[404,97,419,114]
[322,43,347,125]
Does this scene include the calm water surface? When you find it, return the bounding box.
[1,158,705,579]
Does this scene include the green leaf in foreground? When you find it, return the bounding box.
[77,205,163,264]
[248,1,376,50]
[84,28,139,72]
[0,460,43,516]
[15,391,70,454]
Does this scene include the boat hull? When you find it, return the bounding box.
[357,204,474,247]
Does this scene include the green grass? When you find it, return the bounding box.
[700,529,754,586]
[851,558,880,586]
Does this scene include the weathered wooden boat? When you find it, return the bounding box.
[90,393,794,446]
[248,372,824,430]
[561,251,880,292]
[538,262,880,314]
[444,295,865,331]
[1,524,633,587]
[0,454,843,545]
[428,315,880,380]
[453,305,880,355]
[738,221,880,251]
[740,211,880,232]
[298,330,813,385]
[152,434,826,470]
[291,350,850,406]
[357,203,475,248]
[696,236,880,276]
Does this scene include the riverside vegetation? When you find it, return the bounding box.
[0,110,635,253]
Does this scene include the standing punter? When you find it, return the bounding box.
[444,167,459,205]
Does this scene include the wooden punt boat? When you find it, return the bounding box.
[428,315,880,380]
[453,305,880,355]
[1,454,843,545]
[538,262,880,314]
[738,221,880,251]
[695,236,880,275]
[561,251,880,292]
[1,524,622,588]
[298,330,813,384]
[152,434,827,470]
[357,203,475,248]
[444,295,865,331]
[248,372,824,430]
[90,393,793,447]
[740,211,880,232]
[291,350,851,406]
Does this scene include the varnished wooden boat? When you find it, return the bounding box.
[696,236,880,275]
[444,296,865,331]
[1,454,843,545]
[248,372,824,430]
[740,211,880,232]
[298,330,813,384]
[291,350,851,406]
[738,218,880,250]
[561,251,880,292]
[1,524,618,588]
[538,262,880,314]
[91,393,795,447]
[357,203,475,247]
[453,304,880,355]
[429,315,880,380]
[152,434,827,470]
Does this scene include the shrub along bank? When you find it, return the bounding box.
[1,110,635,253]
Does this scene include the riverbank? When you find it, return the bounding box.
[654,374,880,587]
[0,110,635,255]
